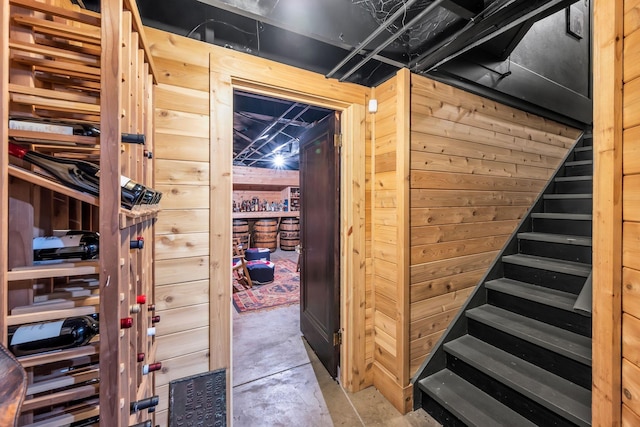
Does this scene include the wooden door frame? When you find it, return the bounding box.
[208,52,369,402]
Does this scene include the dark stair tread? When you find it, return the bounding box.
[444,335,591,427]
[555,175,593,182]
[517,232,592,246]
[564,160,593,167]
[574,146,592,152]
[485,278,578,312]
[531,213,592,221]
[418,369,537,427]
[502,254,592,277]
[544,193,592,199]
[466,305,592,366]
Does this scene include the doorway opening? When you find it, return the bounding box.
[230,89,343,423]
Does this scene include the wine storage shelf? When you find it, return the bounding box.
[1,0,159,426]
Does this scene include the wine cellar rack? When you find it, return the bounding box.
[1,0,159,426]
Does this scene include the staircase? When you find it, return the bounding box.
[412,134,593,426]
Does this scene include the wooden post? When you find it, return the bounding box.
[396,68,412,412]
[100,0,125,425]
[0,0,9,346]
[592,0,623,425]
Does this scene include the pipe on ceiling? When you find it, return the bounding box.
[325,0,421,79]
[245,106,311,166]
[338,0,446,82]
[233,103,299,160]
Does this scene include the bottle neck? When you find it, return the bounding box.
[8,141,28,159]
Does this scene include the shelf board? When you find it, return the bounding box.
[8,260,99,282]
[9,128,98,146]
[120,206,161,229]
[21,401,99,427]
[7,305,97,326]
[233,183,289,192]
[8,164,99,206]
[233,211,300,219]
[22,382,99,412]
[18,343,100,368]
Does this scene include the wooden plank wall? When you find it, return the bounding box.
[408,74,580,375]
[371,70,413,412]
[150,37,211,426]
[146,25,370,424]
[621,0,640,424]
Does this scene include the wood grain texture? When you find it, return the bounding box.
[408,74,574,378]
[99,0,124,424]
[593,0,624,424]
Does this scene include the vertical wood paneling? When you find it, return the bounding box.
[408,74,577,375]
[593,0,624,425]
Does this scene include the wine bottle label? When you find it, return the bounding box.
[11,320,64,345]
[33,235,83,250]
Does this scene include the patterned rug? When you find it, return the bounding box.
[233,258,299,313]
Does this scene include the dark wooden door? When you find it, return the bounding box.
[299,112,340,378]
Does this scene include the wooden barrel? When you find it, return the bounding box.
[279,217,300,251]
[232,219,250,248]
[252,218,278,252]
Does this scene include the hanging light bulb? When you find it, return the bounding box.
[273,154,285,168]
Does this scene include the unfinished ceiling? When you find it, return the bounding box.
[78,0,583,169]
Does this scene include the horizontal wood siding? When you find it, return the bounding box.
[373,75,400,383]
[408,74,579,374]
[622,0,640,422]
[151,44,211,426]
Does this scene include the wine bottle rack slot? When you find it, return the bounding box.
[17,343,100,369]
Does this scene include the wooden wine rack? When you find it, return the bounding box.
[0,1,159,426]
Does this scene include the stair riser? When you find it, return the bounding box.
[573,150,593,161]
[543,198,592,214]
[582,137,592,147]
[419,398,469,427]
[531,218,592,237]
[564,164,593,176]
[486,291,592,337]
[518,240,592,264]
[502,263,586,294]
[554,179,593,194]
[468,319,592,389]
[447,355,578,427]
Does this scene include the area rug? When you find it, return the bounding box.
[233,258,299,313]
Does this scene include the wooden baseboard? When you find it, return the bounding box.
[372,362,413,414]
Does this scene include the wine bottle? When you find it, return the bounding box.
[8,316,99,356]
[142,362,161,375]
[130,237,144,250]
[33,231,99,262]
[121,318,133,329]
[8,141,146,209]
[70,416,101,427]
[130,396,159,413]
[77,124,146,145]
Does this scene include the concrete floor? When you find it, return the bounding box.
[232,250,441,426]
